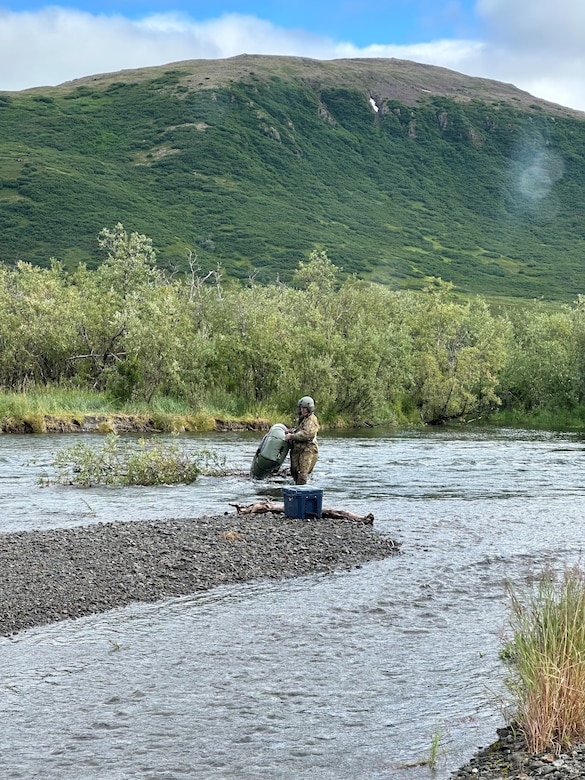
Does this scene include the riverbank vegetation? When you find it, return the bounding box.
[503,566,585,753]
[3,224,585,432]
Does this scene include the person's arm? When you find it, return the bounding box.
[288,416,318,442]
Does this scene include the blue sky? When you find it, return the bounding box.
[4,0,482,44]
[1,0,584,111]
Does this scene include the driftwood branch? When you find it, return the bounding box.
[229,501,374,525]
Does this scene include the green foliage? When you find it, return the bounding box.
[0,260,79,389]
[0,64,584,300]
[504,566,585,753]
[406,284,510,423]
[0,389,113,425]
[3,224,585,425]
[496,298,585,414]
[498,307,577,411]
[48,434,226,486]
[427,731,443,770]
[292,250,340,292]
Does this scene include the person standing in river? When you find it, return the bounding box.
[285,396,319,485]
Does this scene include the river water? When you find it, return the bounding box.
[1,426,585,779]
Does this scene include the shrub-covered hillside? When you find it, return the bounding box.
[1,55,585,300]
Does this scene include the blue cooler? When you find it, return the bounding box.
[282,486,323,519]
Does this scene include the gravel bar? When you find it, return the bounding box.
[451,725,585,779]
[0,513,400,637]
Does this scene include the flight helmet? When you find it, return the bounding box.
[298,396,315,413]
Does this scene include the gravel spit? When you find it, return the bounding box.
[0,513,400,637]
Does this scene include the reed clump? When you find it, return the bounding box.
[504,565,585,754]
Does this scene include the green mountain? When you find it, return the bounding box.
[1,54,585,300]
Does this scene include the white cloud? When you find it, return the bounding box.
[0,7,584,112]
[477,0,585,52]
[0,10,341,89]
[0,9,218,88]
[469,0,585,109]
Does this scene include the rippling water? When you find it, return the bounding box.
[1,426,585,779]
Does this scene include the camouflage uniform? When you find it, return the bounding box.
[289,411,319,485]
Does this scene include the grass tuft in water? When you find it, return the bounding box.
[427,730,443,770]
[46,434,227,487]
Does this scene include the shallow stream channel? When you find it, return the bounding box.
[1,426,585,779]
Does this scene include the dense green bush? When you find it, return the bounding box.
[7,223,585,425]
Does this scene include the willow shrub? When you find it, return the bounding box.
[46,434,227,487]
[504,566,585,753]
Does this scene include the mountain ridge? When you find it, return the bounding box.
[25,55,584,119]
[1,55,585,301]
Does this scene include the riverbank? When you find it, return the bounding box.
[450,724,585,779]
[0,513,400,637]
[0,412,272,435]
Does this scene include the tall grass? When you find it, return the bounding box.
[0,389,283,432]
[504,565,585,753]
[3,388,114,413]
